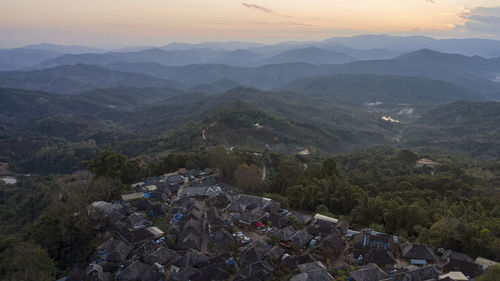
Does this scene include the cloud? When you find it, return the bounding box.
[461,7,500,24]
[459,6,500,35]
[241,3,274,13]
[250,21,316,27]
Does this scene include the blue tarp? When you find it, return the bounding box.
[410,259,428,265]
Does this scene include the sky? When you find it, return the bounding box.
[1,0,500,48]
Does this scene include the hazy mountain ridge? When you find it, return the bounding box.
[278,73,483,104]
[191,79,247,94]
[261,47,355,65]
[5,35,500,71]
[0,48,61,71]
[0,64,182,94]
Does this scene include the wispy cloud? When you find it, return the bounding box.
[241,3,274,13]
[461,7,500,23]
[456,6,500,37]
[250,21,317,27]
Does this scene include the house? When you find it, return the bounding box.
[288,211,313,225]
[354,248,397,267]
[281,254,316,273]
[268,212,291,229]
[134,198,153,211]
[168,266,201,281]
[177,232,202,250]
[381,265,440,281]
[351,229,398,266]
[239,206,267,225]
[239,242,269,266]
[147,202,169,217]
[226,202,246,214]
[166,174,187,185]
[124,212,147,229]
[171,249,209,268]
[441,249,481,277]
[352,229,397,254]
[313,213,338,224]
[235,261,274,281]
[439,271,469,281]
[266,246,285,262]
[233,194,272,210]
[292,230,314,249]
[263,201,281,213]
[206,207,230,228]
[147,226,165,238]
[115,261,161,281]
[291,261,335,281]
[474,256,499,272]
[101,239,133,262]
[194,252,234,279]
[132,240,165,258]
[211,193,232,208]
[349,263,388,281]
[144,247,176,266]
[118,227,155,245]
[179,186,222,198]
[180,218,202,237]
[121,192,145,202]
[400,242,436,265]
[273,225,296,241]
[87,263,111,281]
[192,264,230,281]
[212,228,233,249]
[144,184,157,192]
[90,201,123,221]
[307,220,337,236]
[313,233,345,258]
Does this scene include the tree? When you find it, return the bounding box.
[396,149,418,165]
[234,164,266,193]
[207,147,240,182]
[320,158,339,178]
[0,242,56,281]
[85,150,144,184]
[86,150,128,180]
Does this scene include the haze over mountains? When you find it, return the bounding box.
[1,34,500,174]
[4,34,500,71]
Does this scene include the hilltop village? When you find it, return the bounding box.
[62,168,498,281]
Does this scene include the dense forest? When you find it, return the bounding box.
[1,147,499,280]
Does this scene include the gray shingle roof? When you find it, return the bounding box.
[400,242,436,261]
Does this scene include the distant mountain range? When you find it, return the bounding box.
[0,64,181,94]
[261,47,355,65]
[0,48,61,71]
[100,49,500,96]
[22,43,105,54]
[3,35,500,72]
[1,49,500,99]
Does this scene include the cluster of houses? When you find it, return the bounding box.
[61,168,498,281]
